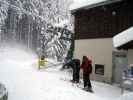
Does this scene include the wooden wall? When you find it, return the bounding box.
[73,0,133,39]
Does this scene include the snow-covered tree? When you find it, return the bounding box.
[0,0,9,42]
[0,0,74,61]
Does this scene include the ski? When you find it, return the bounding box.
[60,78,94,93]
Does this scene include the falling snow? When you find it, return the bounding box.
[0,46,132,100]
[0,0,74,61]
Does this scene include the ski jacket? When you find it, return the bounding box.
[80,56,92,75]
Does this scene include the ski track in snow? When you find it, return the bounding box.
[0,47,129,100]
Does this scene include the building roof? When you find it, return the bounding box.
[113,27,133,50]
[69,0,122,12]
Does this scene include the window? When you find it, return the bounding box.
[95,64,104,75]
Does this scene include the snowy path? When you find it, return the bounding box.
[0,60,104,100]
[0,47,125,100]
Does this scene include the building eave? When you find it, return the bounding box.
[70,0,122,13]
[113,27,133,50]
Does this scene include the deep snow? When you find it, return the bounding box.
[0,46,132,100]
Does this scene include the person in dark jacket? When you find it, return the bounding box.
[61,59,80,83]
[72,59,80,83]
[80,56,93,92]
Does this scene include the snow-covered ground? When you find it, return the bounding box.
[0,46,132,100]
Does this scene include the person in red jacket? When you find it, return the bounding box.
[80,56,93,92]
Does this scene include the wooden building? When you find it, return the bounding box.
[71,0,133,83]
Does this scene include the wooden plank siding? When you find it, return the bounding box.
[73,0,133,39]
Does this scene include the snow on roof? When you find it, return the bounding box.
[113,27,133,48]
[69,0,121,11]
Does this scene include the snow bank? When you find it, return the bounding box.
[113,27,133,48]
[118,93,133,100]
